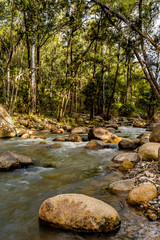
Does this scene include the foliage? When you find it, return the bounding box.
[118,102,135,117]
[0,0,159,119]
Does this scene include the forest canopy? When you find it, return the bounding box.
[0,0,159,120]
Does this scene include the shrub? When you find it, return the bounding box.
[119,103,135,116]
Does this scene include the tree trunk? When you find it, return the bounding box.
[134,49,160,103]
[50,79,53,111]
[70,32,74,116]
[102,68,106,115]
[90,41,98,121]
[36,34,41,114]
[31,31,36,113]
[126,58,130,103]
[106,45,120,120]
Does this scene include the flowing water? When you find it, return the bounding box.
[0,127,159,240]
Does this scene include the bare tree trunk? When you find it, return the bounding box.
[130,65,133,102]
[90,41,97,121]
[102,70,106,115]
[31,31,36,113]
[58,95,65,122]
[36,34,41,114]
[6,66,10,108]
[70,32,74,116]
[50,79,53,110]
[126,58,130,103]
[106,45,120,120]
[62,90,70,118]
[9,70,23,114]
[134,49,160,103]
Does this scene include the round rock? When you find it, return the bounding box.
[112,152,139,164]
[0,151,33,171]
[138,142,160,161]
[85,140,107,150]
[119,159,133,172]
[126,183,158,205]
[68,134,82,142]
[39,193,121,232]
[108,179,135,195]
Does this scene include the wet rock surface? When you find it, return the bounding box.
[88,127,119,143]
[85,140,107,150]
[118,138,140,150]
[108,179,135,195]
[0,151,33,170]
[68,134,82,142]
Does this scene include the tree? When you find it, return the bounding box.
[91,0,160,104]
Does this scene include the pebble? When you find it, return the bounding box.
[125,161,160,222]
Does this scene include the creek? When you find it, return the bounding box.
[0,126,159,240]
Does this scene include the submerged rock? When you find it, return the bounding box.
[108,179,135,195]
[126,183,158,205]
[39,193,121,232]
[53,137,66,141]
[0,151,33,171]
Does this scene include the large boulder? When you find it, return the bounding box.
[146,122,157,131]
[108,179,135,195]
[133,120,146,128]
[39,193,121,232]
[126,184,158,205]
[17,129,30,137]
[149,123,160,142]
[118,138,140,150]
[112,152,139,164]
[138,142,160,161]
[88,127,121,143]
[85,140,107,150]
[137,133,150,145]
[71,126,89,134]
[0,105,16,138]
[50,126,64,134]
[0,151,33,171]
[105,124,119,130]
[68,134,82,142]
